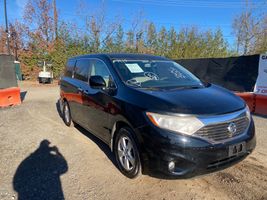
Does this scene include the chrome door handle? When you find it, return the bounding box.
[77,87,83,93]
[83,90,89,95]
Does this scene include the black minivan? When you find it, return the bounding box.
[59,53,256,178]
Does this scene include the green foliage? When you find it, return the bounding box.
[21,23,233,79]
[146,22,157,53]
[16,0,238,79]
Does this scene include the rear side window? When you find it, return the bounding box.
[65,59,76,77]
[74,59,90,82]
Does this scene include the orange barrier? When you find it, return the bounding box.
[235,92,256,112]
[255,95,267,115]
[0,87,21,107]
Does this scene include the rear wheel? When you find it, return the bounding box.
[114,127,142,178]
[62,101,73,127]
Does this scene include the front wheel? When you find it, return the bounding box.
[62,101,73,127]
[114,127,142,178]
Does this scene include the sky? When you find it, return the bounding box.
[0,0,266,48]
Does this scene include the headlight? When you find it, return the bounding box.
[146,112,204,135]
[245,105,251,121]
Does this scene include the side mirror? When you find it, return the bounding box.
[89,75,106,89]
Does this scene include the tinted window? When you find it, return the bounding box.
[74,59,90,82]
[65,59,76,77]
[90,59,111,86]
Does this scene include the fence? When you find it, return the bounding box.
[175,55,266,115]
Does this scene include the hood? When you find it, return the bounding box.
[125,84,245,115]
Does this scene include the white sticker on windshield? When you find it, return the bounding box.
[125,63,144,73]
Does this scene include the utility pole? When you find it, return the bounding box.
[4,0,10,55]
[53,0,58,40]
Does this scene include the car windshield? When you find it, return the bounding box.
[113,59,203,89]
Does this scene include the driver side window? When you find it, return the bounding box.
[90,59,114,88]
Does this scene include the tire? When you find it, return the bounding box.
[114,127,142,178]
[62,101,73,127]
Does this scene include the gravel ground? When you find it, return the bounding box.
[0,81,267,200]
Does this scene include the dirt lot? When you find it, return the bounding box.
[0,81,267,200]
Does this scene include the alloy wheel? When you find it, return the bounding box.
[117,136,136,171]
[64,103,70,124]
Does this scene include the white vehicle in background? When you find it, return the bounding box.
[38,61,53,84]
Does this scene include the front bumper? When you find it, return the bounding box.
[137,118,256,179]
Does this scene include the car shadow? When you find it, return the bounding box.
[55,100,118,171]
[20,91,27,102]
[13,140,68,200]
[74,124,119,170]
[252,113,267,119]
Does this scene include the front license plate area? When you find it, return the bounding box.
[228,142,246,157]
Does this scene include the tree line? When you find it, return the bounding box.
[0,0,266,79]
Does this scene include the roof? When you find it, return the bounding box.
[69,53,169,61]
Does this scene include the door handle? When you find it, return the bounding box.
[83,90,89,95]
[77,87,83,93]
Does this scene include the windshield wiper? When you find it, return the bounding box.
[125,79,141,87]
[167,85,203,90]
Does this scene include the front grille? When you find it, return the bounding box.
[194,116,249,142]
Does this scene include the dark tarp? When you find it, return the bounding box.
[0,54,17,89]
[175,54,259,92]
[15,62,23,81]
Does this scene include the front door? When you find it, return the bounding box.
[82,59,116,143]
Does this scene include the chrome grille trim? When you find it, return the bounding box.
[198,108,247,125]
[194,108,250,143]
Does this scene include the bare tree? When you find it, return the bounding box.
[24,0,54,48]
[232,0,264,55]
[0,26,7,53]
[81,2,121,52]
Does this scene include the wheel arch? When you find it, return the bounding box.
[111,120,145,177]
[110,121,132,152]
